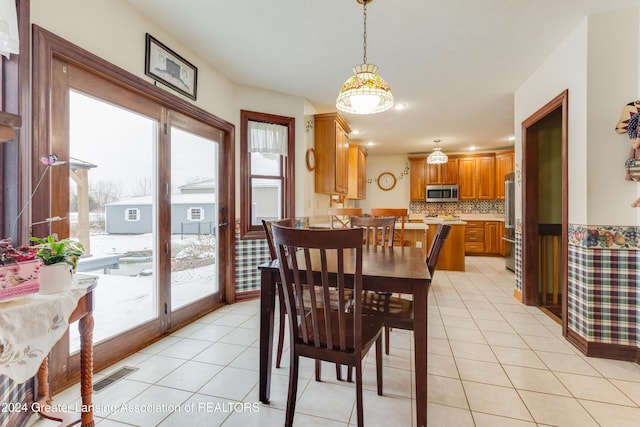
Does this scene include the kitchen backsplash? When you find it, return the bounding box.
[410,200,504,216]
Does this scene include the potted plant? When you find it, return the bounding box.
[30,235,84,294]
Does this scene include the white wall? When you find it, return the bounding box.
[515,7,640,226]
[586,8,640,225]
[515,18,589,225]
[31,0,310,219]
[358,155,410,212]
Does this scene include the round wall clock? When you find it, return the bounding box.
[306,148,316,171]
[377,171,397,191]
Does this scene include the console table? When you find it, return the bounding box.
[0,275,97,427]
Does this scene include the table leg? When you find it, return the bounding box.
[259,268,276,403]
[413,285,428,427]
[79,313,94,427]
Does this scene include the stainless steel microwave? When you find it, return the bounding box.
[426,184,459,202]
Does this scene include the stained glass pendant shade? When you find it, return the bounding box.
[336,0,393,115]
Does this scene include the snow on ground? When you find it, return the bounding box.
[69,233,218,351]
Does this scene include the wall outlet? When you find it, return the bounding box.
[416,241,422,248]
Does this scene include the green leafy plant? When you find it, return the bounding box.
[30,235,84,269]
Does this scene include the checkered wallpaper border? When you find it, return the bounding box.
[567,244,638,346]
[234,232,270,293]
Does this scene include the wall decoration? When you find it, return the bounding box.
[145,33,198,100]
[377,171,396,191]
[305,148,316,171]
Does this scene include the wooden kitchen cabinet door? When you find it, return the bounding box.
[458,157,476,200]
[476,155,496,200]
[314,113,351,195]
[409,155,427,201]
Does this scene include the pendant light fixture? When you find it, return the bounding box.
[427,140,448,164]
[336,0,393,115]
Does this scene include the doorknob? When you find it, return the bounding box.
[219,221,229,228]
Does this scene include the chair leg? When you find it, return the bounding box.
[316,360,322,382]
[355,359,364,427]
[376,335,383,396]
[384,327,390,355]
[285,353,300,427]
[276,284,286,368]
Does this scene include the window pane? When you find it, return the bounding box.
[68,90,158,352]
[251,152,280,176]
[170,126,219,310]
[251,178,282,225]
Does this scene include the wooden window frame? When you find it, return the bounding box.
[240,110,295,239]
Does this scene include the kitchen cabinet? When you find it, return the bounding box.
[409,155,426,201]
[495,151,514,199]
[346,144,367,199]
[426,158,458,185]
[464,220,485,254]
[314,113,351,195]
[458,155,496,200]
[465,220,503,255]
[484,221,501,254]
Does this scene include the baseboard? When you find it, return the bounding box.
[235,289,260,302]
[566,328,638,362]
[513,289,522,302]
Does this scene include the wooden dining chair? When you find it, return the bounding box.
[271,225,384,427]
[262,218,347,381]
[327,207,362,229]
[261,218,294,370]
[349,216,395,248]
[364,223,452,354]
[370,208,408,246]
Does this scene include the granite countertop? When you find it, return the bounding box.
[310,222,428,230]
[423,217,467,225]
[412,213,504,224]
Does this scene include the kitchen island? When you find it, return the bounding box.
[423,218,467,272]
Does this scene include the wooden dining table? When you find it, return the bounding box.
[258,245,431,427]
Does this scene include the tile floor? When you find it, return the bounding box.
[32,256,640,426]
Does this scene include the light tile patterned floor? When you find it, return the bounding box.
[31,256,640,426]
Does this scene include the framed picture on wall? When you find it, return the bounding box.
[144,33,198,100]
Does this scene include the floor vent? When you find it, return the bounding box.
[93,366,138,392]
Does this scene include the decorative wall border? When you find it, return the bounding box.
[569,224,639,250]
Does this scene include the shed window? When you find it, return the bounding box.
[187,207,204,221]
[125,208,140,222]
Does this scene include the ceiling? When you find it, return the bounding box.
[124,0,639,156]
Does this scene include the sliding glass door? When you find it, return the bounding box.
[38,48,231,390]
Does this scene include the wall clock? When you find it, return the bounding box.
[377,171,397,191]
[306,148,316,171]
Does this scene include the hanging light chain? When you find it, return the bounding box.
[362,0,368,64]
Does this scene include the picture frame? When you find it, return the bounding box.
[145,33,198,100]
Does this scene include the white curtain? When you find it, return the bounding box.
[0,0,18,58]
[248,120,288,156]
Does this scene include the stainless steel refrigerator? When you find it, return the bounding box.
[503,172,515,272]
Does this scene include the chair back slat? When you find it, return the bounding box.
[272,226,364,354]
[262,218,294,260]
[328,207,363,229]
[350,216,395,247]
[370,208,408,246]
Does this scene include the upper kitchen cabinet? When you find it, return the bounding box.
[314,113,351,195]
[426,158,458,185]
[495,150,514,199]
[458,154,496,200]
[409,155,426,201]
[346,144,367,199]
